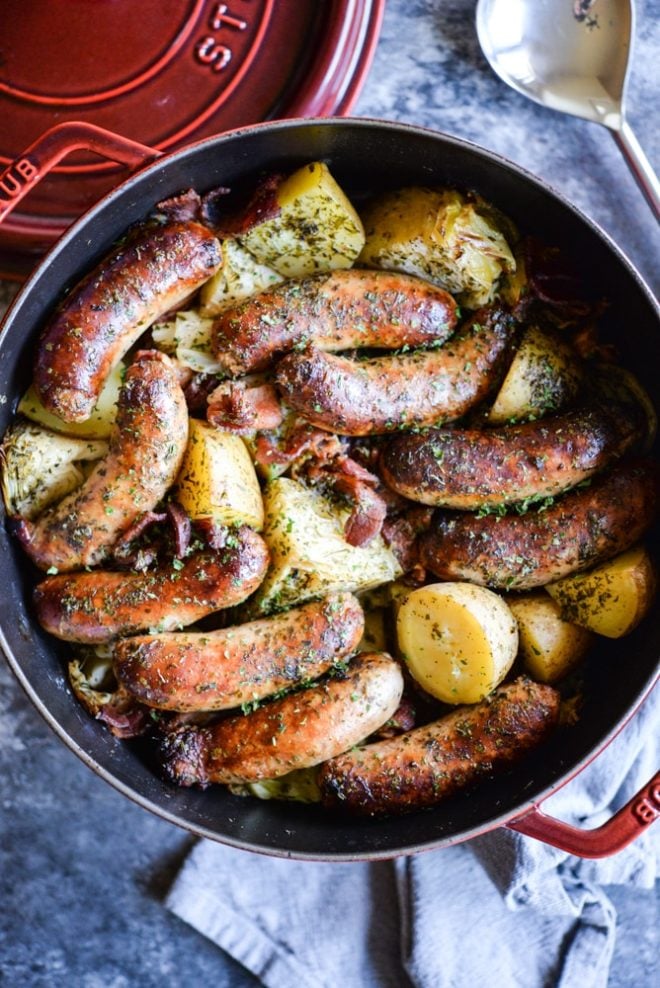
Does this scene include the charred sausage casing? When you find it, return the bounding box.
[14,351,189,572]
[419,459,658,590]
[113,591,364,712]
[33,528,269,644]
[211,269,458,375]
[275,305,516,436]
[34,220,221,422]
[318,677,560,816]
[158,651,404,785]
[380,399,647,509]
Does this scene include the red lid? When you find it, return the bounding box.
[0,0,383,277]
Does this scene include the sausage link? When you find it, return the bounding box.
[33,529,269,644]
[419,459,658,590]
[211,269,458,374]
[114,591,364,712]
[275,305,516,435]
[14,351,188,572]
[157,650,404,785]
[34,220,221,422]
[318,677,560,816]
[380,400,646,509]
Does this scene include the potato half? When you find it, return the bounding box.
[396,582,518,704]
[508,592,593,683]
[487,325,581,424]
[546,545,657,639]
[175,419,264,530]
[239,162,365,278]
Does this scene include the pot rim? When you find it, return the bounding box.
[1,116,658,859]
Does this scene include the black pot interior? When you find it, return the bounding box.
[1,119,658,859]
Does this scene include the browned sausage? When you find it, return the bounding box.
[34,220,221,422]
[114,591,364,712]
[211,269,458,375]
[158,651,404,785]
[13,351,188,572]
[419,459,658,590]
[380,400,647,509]
[33,528,269,644]
[275,305,516,435]
[318,677,560,816]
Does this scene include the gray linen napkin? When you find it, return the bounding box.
[166,685,659,988]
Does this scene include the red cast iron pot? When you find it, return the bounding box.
[0,118,658,860]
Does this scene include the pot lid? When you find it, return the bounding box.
[0,0,383,278]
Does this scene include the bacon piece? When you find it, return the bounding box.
[207,382,284,433]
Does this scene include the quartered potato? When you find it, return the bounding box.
[199,238,283,316]
[396,582,518,704]
[238,162,365,278]
[0,420,108,519]
[546,545,657,639]
[246,477,401,616]
[18,360,125,439]
[508,592,593,683]
[175,419,264,529]
[359,187,516,308]
[487,325,582,424]
[357,607,389,653]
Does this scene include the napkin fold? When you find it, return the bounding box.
[166,685,659,988]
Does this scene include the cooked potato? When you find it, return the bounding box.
[0,420,107,519]
[508,592,593,683]
[359,187,516,308]
[17,361,125,439]
[357,608,389,653]
[238,162,365,278]
[396,582,518,704]
[199,237,283,316]
[175,419,264,529]
[487,325,582,424]
[546,545,657,639]
[246,477,401,615]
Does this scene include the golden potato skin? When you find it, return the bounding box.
[176,420,264,530]
[508,592,593,683]
[546,545,657,639]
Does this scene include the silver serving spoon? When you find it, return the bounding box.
[476,0,659,218]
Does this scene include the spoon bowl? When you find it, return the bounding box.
[476,0,659,215]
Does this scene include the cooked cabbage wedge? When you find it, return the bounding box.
[152,309,223,375]
[68,649,117,719]
[17,361,125,439]
[175,419,264,529]
[199,237,283,316]
[396,582,518,704]
[359,187,516,308]
[238,162,365,278]
[245,477,401,616]
[1,420,107,519]
[230,767,321,804]
[546,545,657,639]
[487,325,582,424]
[508,592,593,683]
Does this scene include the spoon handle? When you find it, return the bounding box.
[613,120,660,221]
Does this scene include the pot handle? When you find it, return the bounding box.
[0,121,159,225]
[507,771,660,858]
